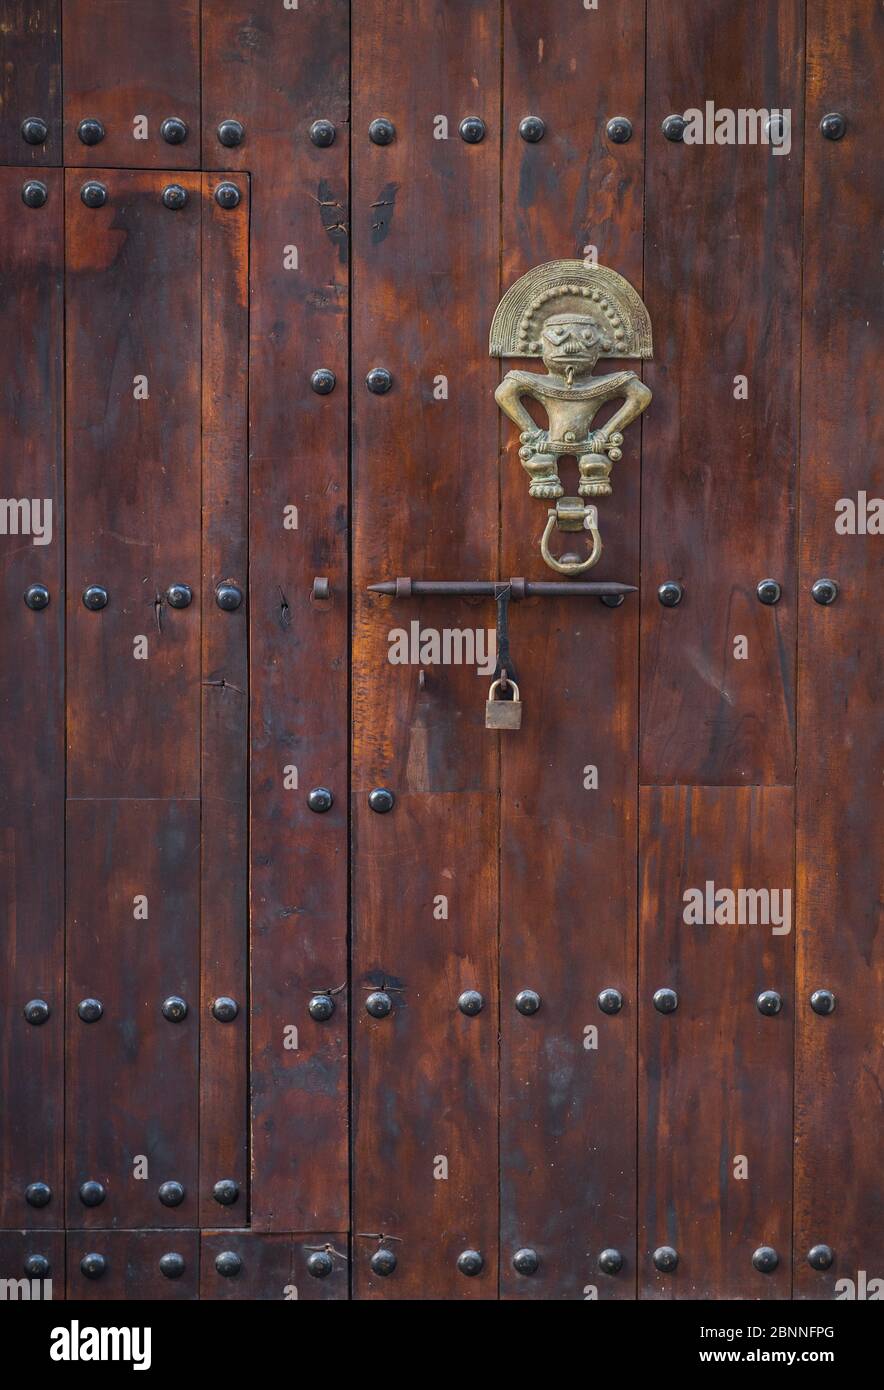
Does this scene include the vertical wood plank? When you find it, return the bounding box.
[498,0,645,1300]
[67,1230,199,1299]
[202,0,350,1232]
[794,0,883,1299]
[200,1231,348,1301]
[0,0,62,165]
[639,787,794,1299]
[0,166,64,1228]
[351,0,500,1299]
[640,0,803,784]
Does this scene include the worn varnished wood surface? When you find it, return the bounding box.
[0,0,61,165]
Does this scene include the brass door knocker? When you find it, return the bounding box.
[490,260,653,574]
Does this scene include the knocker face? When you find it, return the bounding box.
[539,313,613,377]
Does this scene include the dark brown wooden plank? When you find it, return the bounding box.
[794,0,883,1300]
[640,0,803,784]
[0,1230,65,1298]
[66,799,200,1229]
[639,786,794,1299]
[198,171,250,1228]
[67,1230,199,1299]
[498,0,646,1301]
[0,166,64,1229]
[200,1231,348,1301]
[351,0,500,1300]
[65,168,201,800]
[202,0,350,1232]
[62,0,199,168]
[0,0,62,165]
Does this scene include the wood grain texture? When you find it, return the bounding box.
[67,1230,199,1299]
[639,787,794,1299]
[0,166,64,1229]
[793,0,883,1300]
[202,0,350,1231]
[497,0,645,1301]
[351,0,500,1299]
[640,0,803,785]
[0,0,62,165]
[62,0,199,168]
[200,1231,348,1301]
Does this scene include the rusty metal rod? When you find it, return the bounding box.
[367,576,636,597]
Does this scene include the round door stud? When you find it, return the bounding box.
[657,580,683,607]
[213,1179,239,1206]
[519,115,545,143]
[82,584,109,610]
[457,1249,484,1277]
[21,116,48,145]
[756,579,782,605]
[311,367,336,395]
[370,1247,397,1276]
[21,180,48,208]
[368,787,395,813]
[80,1252,107,1279]
[217,119,244,147]
[212,996,239,1023]
[653,987,678,1014]
[307,1249,334,1278]
[307,786,334,813]
[161,995,188,1022]
[158,1180,185,1208]
[598,1248,624,1275]
[459,116,486,144]
[166,583,192,609]
[24,584,50,611]
[820,112,846,141]
[512,1247,539,1276]
[600,592,625,608]
[810,988,836,1016]
[77,117,105,146]
[606,116,633,144]
[366,367,393,395]
[368,117,395,145]
[214,181,241,209]
[159,1251,186,1279]
[515,988,541,1016]
[752,1245,779,1274]
[25,1181,51,1208]
[80,181,108,209]
[308,993,335,1022]
[24,998,50,1025]
[24,1253,51,1277]
[365,990,392,1018]
[162,184,188,211]
[215,582,243,611]
[811,578,838,605]
[77,997,103,1023]
[79,1180,106,1207]
[310,119,336,147]
[807,1243,834,1270]
[598,988,623,1015]
[662,114,687,142]
[458,989,484,1017]
[756,990,783,1016]
[653,1245,679,1273]
[160,117,188,145]
[215,1250,242,1277]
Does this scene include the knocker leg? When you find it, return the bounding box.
[577,451,614,498]
[518,450,563,499]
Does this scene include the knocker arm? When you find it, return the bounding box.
[594,376,652,443]
[494,376,541,435]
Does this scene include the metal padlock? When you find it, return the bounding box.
[485,678,522,730]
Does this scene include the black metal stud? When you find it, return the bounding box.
[369,117,395,146]
[82,584,109,610]
[308,993,335,1022]
[160,117,188,145]
[80,181,108,209]
[215,1250,242,1277]
[310,119,336,147]
[811,578,838,605]
[77,997,103,1022]
[24,999,50,1025]
[366,367,393,394]
[752,1245,779,1273]
[77,117,105,146]
[80,1252,107,1279]
[459,116,486,144]
[606,116,633,144]
[368,787,395,813]
[311,367,336,394]
[598,1248,623,1275]
[365,990,392,1018]
[24,1253,51,1277]
[307,786,333,813]
[756,990,783,1016]
[215,582,243,611]
[21,117,48,145]
[657,581,683,607]
[810,988,836,1016]
[307,1250,334,1278]
[600,592,625,608]
[218,119,244,147]
[212,996,239,1022]
[519,115,545,143]
[820,113,846,141]
[662,114,687,142]
[159,1251,186,1279]
[515,989,541,1016]
[370,1248,397,1276]
[757,579,782,605]
[79,1180,106,1207]
[598,988,623,1015]
[158,1180,185,1207]
[166,583,192,609]
[161,995,188,1022]
[213,1179,239,1206]
[653,987,678,1014]
[807,1243,834,1270]
[24,584,50,610]
[653,1245,679,1272]
[458,989,484,1017]
[512,1248,539,1276]
[214,181,241,209]
[25,1182,51,1208]
[162,183,188,210]
[457,1249,484,1277]
[22,180,48,208]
